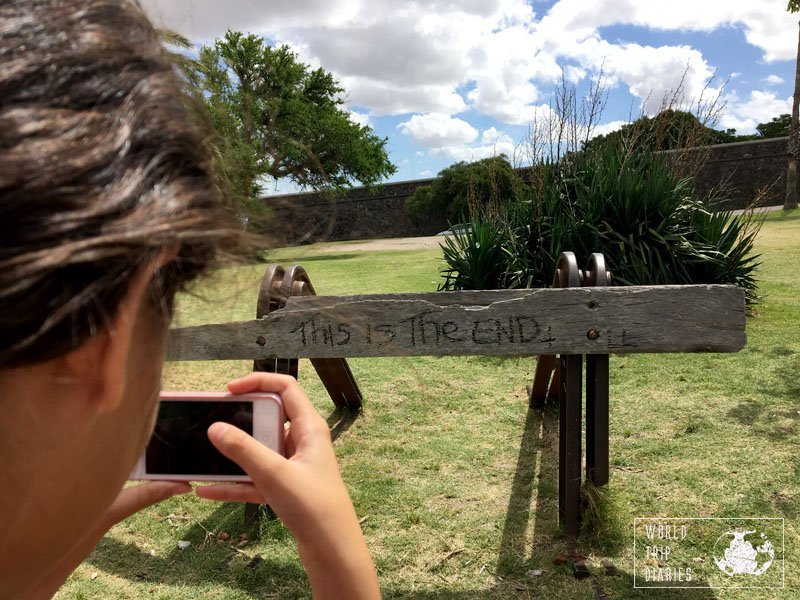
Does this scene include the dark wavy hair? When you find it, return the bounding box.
[0,0,245,367]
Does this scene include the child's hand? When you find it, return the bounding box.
[194,373,380,599]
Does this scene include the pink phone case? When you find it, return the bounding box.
[129,391,284,482]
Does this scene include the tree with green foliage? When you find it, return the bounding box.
[585,109,737,154]
[585,110,794,153]
[193,31,395,213]
[756,114,792,138]
[405,156,524,232]
[158,29,200,87]
[785,1,800,209]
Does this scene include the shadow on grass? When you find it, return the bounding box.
[728,351,799,445]
[759,349,800,400]
[496,406,548,574]
[492,404,718,599]
[328,406,360,441]
[379,584,718,600]
[585,572,720,600]
[87,504,307,596]
[269,253,360,264]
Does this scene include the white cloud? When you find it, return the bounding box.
[589,120,629,139]
[139,0,798,143]
[464,24,562,124]
[764,74,786,86]
[140,0,553,121]
[564,65,587,84]
[481,127,507,145]
[429,127,517,162]
[348,110,372,128]
[719,90,792,133]
[543,31,718,115]
[420,170,433,177]
[139,0,361,41]
[341,77,468,117]
[539,0,798,62]
[398,114,478,148]
[399,124,518,163]
[432,142,517,162]
[289,17,465,88]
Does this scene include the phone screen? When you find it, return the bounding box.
[145,400,252,476]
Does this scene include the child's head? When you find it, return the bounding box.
[0,1,243,589]
[1,0,240,369]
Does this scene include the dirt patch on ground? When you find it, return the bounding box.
[328,236,443,252]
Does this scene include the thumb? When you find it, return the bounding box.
[104,482,191,527]
[207,422,286,484]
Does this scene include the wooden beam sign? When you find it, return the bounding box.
[167,285,746,362]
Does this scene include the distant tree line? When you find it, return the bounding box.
[585,110,792,155]
[407,109,792,231]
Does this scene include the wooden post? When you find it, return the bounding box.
[559,354,583,549]
[586,355,609,487]
[246,264,364,525]
[584,253,610,488]
[530,354,557,407]
[529,252,581,407]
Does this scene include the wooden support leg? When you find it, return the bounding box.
[244,502,261,527]
[558,354,583,549]
[586,355,610,487]
[529,354,557,407]
[310,357,362,411]
[245,357,297,526]
[549,361,562,403]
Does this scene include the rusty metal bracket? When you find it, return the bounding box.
[253,264,362,412]
[527,252,611,550]
[529,252,581,406]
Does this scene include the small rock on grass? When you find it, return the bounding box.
[525,569,543,578]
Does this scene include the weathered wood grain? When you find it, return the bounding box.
[166,285,746,361]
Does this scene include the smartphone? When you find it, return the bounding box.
[130,392,284,482]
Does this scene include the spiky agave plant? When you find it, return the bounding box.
[440,141,762,303]
[439,220,508,291]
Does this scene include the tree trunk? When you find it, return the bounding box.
[785,19,800,210]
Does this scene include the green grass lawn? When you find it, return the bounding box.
[57,211,799,599]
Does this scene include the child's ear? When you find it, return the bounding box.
[59,253,175,413]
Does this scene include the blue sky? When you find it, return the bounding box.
[141,0,799,193]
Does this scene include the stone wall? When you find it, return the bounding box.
[264,178,438,245]
[672,137,789,210]
[265,137,790,244]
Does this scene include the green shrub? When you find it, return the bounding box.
[439,220,508,291]
[439,143,762,303]
[406,156,524,231]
